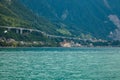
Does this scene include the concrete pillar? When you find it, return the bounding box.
[29,29,32,33]
[16,29,19,34]
[7,28,11,31]
[20,28,23,34]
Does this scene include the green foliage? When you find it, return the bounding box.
[0,0,62,47]
[0,0,59,34]
[21,0,120,39]
[57,28,71,36]
[80,33,92,39]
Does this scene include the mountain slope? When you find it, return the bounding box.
[0,0,60,35]
[21,0,120,40]
[0,0,65,46]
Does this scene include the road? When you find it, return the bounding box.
[0,26,88,40]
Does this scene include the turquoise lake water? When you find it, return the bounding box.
[0,47,120,80]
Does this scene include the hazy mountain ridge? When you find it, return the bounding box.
[21,0,120,40]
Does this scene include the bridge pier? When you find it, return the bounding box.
[29,29,32,33]
[20,28,23,34]
[16,29,19,34]
[7,28,11,31]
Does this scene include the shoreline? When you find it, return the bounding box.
[0,46,120,49]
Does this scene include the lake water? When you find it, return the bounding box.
[0,47,120,80]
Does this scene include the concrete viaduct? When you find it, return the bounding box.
[0,26,88,41]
